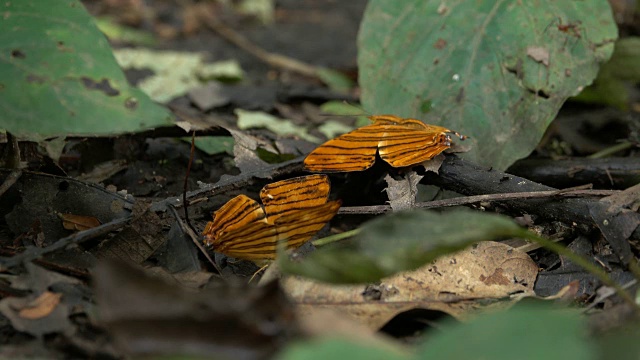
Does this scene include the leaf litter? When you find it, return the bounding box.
[1,0,639,358]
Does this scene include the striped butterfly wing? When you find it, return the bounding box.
[273,200,341,250]
[304,114,461,172]
[260,174,331,222]
[303,124,382,172]
[203,175,340,261]
[203,195,265,244]
[202,195,281,261]
[376,117,455,167]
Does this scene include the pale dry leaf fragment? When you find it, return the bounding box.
[384,172,424,211]
[227,129,271,173]
[420,153,446,174]
[18,291,63,320]
[282,241,538,331]
[527,46,550,66]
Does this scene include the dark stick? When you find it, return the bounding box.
[0,170,22,197]
[338,188,619,215]
[0,216,132,268]
[422,155,640,239]
[508,157,640,189]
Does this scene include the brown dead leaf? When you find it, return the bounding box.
[283,241,538,331]
[60,213,101,231]
[18,291,63,320]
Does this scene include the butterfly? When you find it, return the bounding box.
[304,114,467,172]
[202,174,341,261]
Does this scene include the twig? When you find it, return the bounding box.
[0,170,22,197]
[508,157,640,189]
[423,155,640,241]
[0,216,132,269]
[588,141,634,159]
[167,205,222,275]
[201,8,319,78]
[338,188,618,215]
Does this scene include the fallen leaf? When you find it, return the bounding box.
[283,241,537,331]
[60,213,101,231]
[236,109,321,143]
[18,291,63,320]
[384,172,423,211]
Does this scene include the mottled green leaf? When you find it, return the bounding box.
[359,0,617,169]
[0,0,173,140]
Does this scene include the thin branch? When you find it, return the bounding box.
[168,205,222,275]
[201,8,319,77]
[0,170,22,197]
[1,216,132,269]
[338,188,618,215]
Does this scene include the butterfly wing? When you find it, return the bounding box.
[203,175,340,261]
[377,118,454,167]
[273,200,342,252]
[260,174,331,222]
[303,125,382,172]
[202,195,276,257]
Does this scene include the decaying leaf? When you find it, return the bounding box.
[60,213,101,231]
[17,291,63,320]
[588,183,640,264]
[384,172,423,212]
[282,241,538,330]
[94,259,297,359]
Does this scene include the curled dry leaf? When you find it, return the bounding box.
[283,241,538,331]
[60,213,102,231]
[18,291,63,320]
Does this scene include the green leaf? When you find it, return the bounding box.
[114,49,243,102]
[189,136,234,155]
[94,17,157,46]
[358,0,617,170]
[277,338,408,360]
[317,67,354,93]
[574,37,640,109]
[281,208,523,283]
[235,109,320,142]
[319,101,369,127]
[317,120,354,139]
[417,303,594,360]
[0,0,173,140]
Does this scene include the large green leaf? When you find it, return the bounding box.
[0,1,173,140]
[358,0,617,169]
[281,208,523,283]
[278,338,408,360]
[417,304,594,360]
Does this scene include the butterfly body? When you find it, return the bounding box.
[203,175,340,261]
[304,115,466,172]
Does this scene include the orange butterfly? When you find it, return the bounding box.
[202,174,341,261]
[304,115,467,172]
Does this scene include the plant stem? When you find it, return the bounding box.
[313,228,361,247]
[588,141,633,159]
